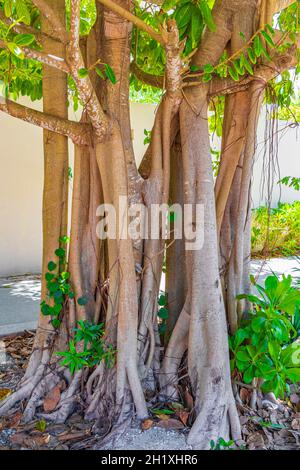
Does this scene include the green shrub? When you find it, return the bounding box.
[251,201,300,257]
[230,274,300,398]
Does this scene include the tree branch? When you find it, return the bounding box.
[0,98,91,145]
[207,35,300,97]
[0,38,69,72]
[0,10,62,46]
[67,0,108,140]
[130,62,163,89]
[32,0,68,43]
[96,0,164,45]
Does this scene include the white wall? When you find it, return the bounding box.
[252,117,300,207]
[0,99,299,275]
[0,99,43,276]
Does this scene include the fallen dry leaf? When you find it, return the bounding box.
[24,433,51,448]
[240,387,251,403]
[176,410,189,426]
[247,431,266,450]
[57,431,89,442]
[157,414,170,421]
[141,419,154,431]
[43,385,61,413]
[291,418,300,430]
[8,411,22,429]
[157,418,185,430]
[183,389,193,411]
[0,388,12,401]
[10,432,28,446]
[290,394,299,405]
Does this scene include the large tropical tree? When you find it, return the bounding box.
[0,0,299,449]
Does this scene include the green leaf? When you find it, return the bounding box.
[55,248,66,259]
[244,365,255,384]
[236,349,250,362]
[161,0,178,12]
[199,0,216,32]
[104,63,117,84]
[190,6,203,48]
[265,24,275,36]
[251,316,266,333]
[203,63,214,74]
[268,341,280,362]
[247,47,257,65]
[158,294,167,306]
[241,55,254,75]
[53,304,62,315]
[78,68,89,78]
[16,0,31,25]
[48,261,57,272]
[6,42,24,59]
[254,35,263,57]
[228,66,239,82]
[95,66,105,79]
[174,4,192,30]
[41,302,51,316]
[261,30,275,48]
[202,73,212,82]
[14,34,35,47]
[158,307,169,319]
[151,408,173,415]
[4,0,12,17]
[45,272,55,282]
[234,328,250,347]
[77,296,88,306]
[52,318,61,329]
[286,368,300,383]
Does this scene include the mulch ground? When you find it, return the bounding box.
[0,331,300,450]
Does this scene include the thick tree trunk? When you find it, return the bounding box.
[23,0,69,377]
[179,89,241,448]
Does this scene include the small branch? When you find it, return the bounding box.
[163,19,182,98]
[69,0,81,64]
[130,62,163,89]
[188,33,300,97]
[0,10,62,46]
[96,0,164,45]
[32,0,68,43]
[0,39,69,72]
[67,0,108,140]
[0,98,91,145]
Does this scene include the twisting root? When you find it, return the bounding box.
[23,369,61,422]
[0,349,50,416]
[41,371,83,423]
[0,340,82,424]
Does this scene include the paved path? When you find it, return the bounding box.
[0,257,299,336]
[0,275,40,336]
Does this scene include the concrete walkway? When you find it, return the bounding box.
[0,275,40,336]
[0,257,299,336]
